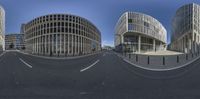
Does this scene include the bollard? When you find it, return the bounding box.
[177,56,179,63]
[163,56,165,65]
[136,55,138,62]
[147,56,150,65]
[186,54,188,60]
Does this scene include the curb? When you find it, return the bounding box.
[18,51,102,60]
[0,51,6,57]
[115,52,200,71]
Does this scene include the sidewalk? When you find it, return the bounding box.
[142,50,183,56]
[18,51,102,60]
[115,52,200,71]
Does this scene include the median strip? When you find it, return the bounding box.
[80,60,100,72]
[19,58,33,68]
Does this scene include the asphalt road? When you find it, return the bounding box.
[0,50,200,99]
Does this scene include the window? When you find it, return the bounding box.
[128,19,132,23]
[144,22,149,27]
[128,24,134,30]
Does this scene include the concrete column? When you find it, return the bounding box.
[37,37,40,53]
[77,36,80,55]
[60,34,62,55]
[183,37,185,52]
[186,36,188,53]
[48,35,50,55]
[64,34,66,55]
[160,42,162,51]
[52,34,54,55]
[35,38,36,53]
[40,36,42,54]
[44,35,47,55]
[183,37,185,53]
[72,34,74,55]
[33,38,35,53]
[83,38,85,54]
[180,38,182,52]
[192,33,194,53]
[121,35,124,44]
[37,37,39,54]
[121,35,124,52]
[189,36,192,53]
[46,35,48,55]
[43,36,45,54]
[55,34,57,55]
[153,39,156,52]
[74,34,77,55]
[68,34,70,55]
[81,36,83,54]
[138,35,141,53]
[38,37,39,54]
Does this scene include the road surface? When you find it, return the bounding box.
[0,51,200,99]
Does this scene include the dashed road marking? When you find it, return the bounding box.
[19,58,33,68]
[80,60,100,72]
[0,52,6,57]
[80,92,88,95]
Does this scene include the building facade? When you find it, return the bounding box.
[0,6,5,51]
[5,34,25,50]
[115,12,167,53]
[24,14,101,56]
[170,3,200,53]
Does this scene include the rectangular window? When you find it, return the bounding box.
[128,19,132,23]
[144,22,149,27]
[128,24,134,30]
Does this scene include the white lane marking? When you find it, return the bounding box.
[80,92,88,95]
[80,60,100,72]
[0,52,6,57]
[19,58,33,68]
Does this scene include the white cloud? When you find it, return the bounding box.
[102,40,114,47]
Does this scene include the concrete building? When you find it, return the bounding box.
[5,34,25,50]
[0,6,5,51]
[24,14,101,56]
[20,24,26,33]
[115,12,167,53]
[170,3,200,53]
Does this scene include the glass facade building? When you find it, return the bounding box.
[115,12,167,53]
[170,3,200,53]
[5,34,25,50]
[0,6,5,51]
[24,14,101,56]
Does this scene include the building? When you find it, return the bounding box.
[5,34,25,50]
[0,6,5,51]
[102,45,113,50]
[115,12,167,53]
[24,14,101,56]
[170,3,200,53]
[20,24,26,49]
[20,23,26,33]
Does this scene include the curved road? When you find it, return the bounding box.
[0,51,200,99]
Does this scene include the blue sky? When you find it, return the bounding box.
[0,0,199,46]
